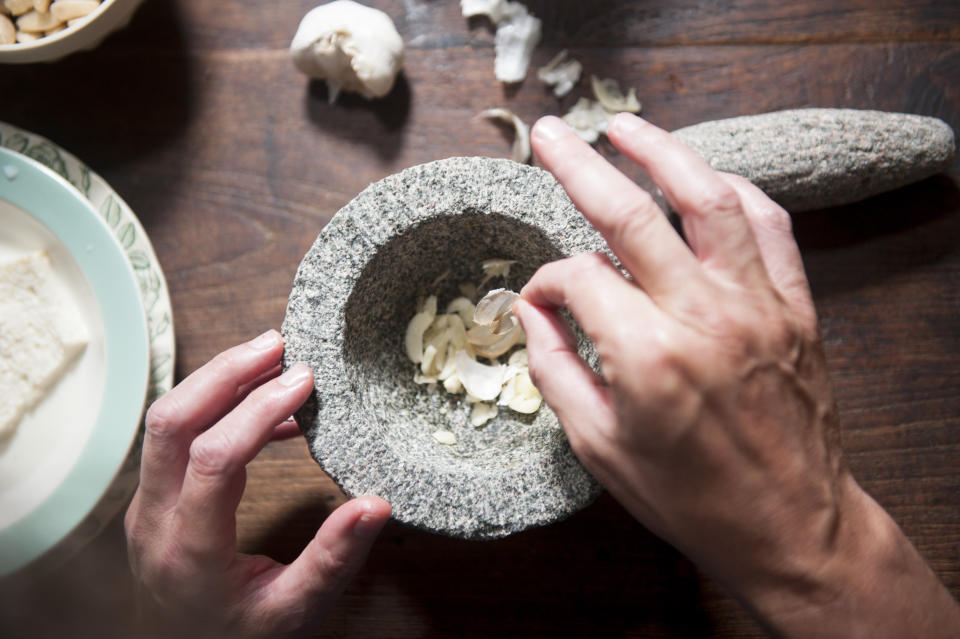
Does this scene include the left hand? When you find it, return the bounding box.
[124,330,391,637]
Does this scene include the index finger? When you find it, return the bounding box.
[531,116,704,300]
[139,331,284,508]
[607,114,767,285]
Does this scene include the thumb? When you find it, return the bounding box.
[267,496,391,620]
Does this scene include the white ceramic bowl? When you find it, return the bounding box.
[0,0,145,64]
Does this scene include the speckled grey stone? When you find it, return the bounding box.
[281,157,606,540]
[672,109,956,212]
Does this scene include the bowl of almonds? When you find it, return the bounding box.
[0,0,144,63]
[282,157,612,540]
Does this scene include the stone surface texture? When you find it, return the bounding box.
[673,108,956,212]
[282,157,606,540]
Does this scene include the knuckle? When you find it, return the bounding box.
[607,192,658,243]
[208,348,242,380]
[188,430,235,477]
[144,395,184,439]
[690,182,741,217]
[312,542,354,586]
[748,200,793,234]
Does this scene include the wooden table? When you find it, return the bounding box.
[1,1,958,636]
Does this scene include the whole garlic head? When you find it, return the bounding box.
[290,0,404,103]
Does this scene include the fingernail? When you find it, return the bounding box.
[512,297,528,319]
[278,363,311,388]
[532,116,568,143]
[353,512,387,539]
[610,112,645,135]
[250,329,280,351]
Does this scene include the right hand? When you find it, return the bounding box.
[515,113,960,637]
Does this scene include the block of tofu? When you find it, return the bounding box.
[0,251,88,438]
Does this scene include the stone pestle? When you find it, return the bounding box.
[671,109,957,212]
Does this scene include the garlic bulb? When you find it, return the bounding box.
[290,0,404,103]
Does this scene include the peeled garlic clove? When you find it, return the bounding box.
[455,350,505,401]
[480,108,531,164]
[16,8,62,32]
[414,373,438,385]
[470,402,499,427]
[591,75,641,114]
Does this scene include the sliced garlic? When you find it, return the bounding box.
[507,348,528,368]
[507,371,542,413]
[420,343,440,375]
[432,430,457,445]
[414,373,438,385]
[455,349,505,401]
[537,49,582,97]
[446,313,468,348]
[443,373,463,394]
[470,402,499,427]
[404,303,436,364]
[437,344,458,381]
[591,75,642,114]
[446,296,476,328]
[498,374,517,406]
[479,108,531,164]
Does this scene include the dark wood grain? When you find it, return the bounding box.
[0,1,958,637]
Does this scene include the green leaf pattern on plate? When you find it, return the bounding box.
[2,132,29,153]
[0,122,174,407]
[100,195,122,228]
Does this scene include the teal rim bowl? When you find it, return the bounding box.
[0,147,149,577]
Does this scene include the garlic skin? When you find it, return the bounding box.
[290,0,404,103]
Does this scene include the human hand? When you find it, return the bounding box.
[515,114,960,637]
[124,331,391,638]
